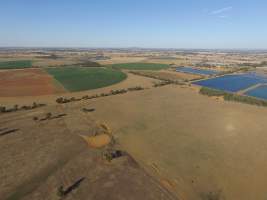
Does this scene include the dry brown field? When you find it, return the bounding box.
[80,85,267,200]
[0,68,66,97]
[0,104,175,200]
[2,71,267,199]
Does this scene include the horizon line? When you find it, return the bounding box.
[0,46,267,51]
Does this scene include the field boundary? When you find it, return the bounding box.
[199,87,267,107]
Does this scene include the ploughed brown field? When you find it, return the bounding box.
[0,69,65,97]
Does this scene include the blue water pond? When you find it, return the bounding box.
[245,85,267,100]
[194,73,267,92]
[176,67,219,75]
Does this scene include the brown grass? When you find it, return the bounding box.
[87,85,267,200]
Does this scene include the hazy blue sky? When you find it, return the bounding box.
[0,0,266,49]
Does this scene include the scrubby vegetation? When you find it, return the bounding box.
[199,87,227,97]
[130,71,183,85]
[200,190,223,200]
[33,113,67,122]
[56,86,145,104]
[0,60,32,69]
[238,61,267,68]
[108,63,170,70]
[46,67,127,92]
[153,81,173,87]
[127,86,144,91]
[199,87,267,107]
[102,149,124,162]
[47,61,102,68]
[75,61,102,67]
[0,102,46,114]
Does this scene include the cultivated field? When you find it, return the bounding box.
[0,69,65,97]
[46,67,127,92]
[0,60,32,69]
[0,71,156,106]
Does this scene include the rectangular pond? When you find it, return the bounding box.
[194,73,267,92]
[176,67,219,75]
[245,85,267,100]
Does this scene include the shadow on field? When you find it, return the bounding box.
[57,177,86,198]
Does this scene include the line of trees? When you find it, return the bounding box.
[199,87,267,107]
[56,86,144,104]
[0,102,46,114]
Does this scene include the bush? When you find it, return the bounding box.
[57,186,65,197]
[56,97,64,104]
[127,86,144,91]
[199,87,227,97]
[0,106,6,113]
[32,102,38,109]
[13,105,19,111]
[82,95,89,100]
[55,86,145,104]
[224,93,267,107]
[153,81,172,88]
[21,105,32,110]
[46,113,52,119]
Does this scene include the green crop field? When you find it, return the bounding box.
[46,67,127,92]
[0,60,32,69]
[108,63,170,70]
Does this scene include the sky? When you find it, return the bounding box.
[0,0,267,49]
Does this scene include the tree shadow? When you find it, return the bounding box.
[57,177,85,198]
[0,129,19,137]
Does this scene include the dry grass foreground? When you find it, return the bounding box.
[83,84,267,200]
[0,104,176,200]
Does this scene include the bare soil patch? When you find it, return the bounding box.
[0,69,65,97]
[81,134,111,148]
